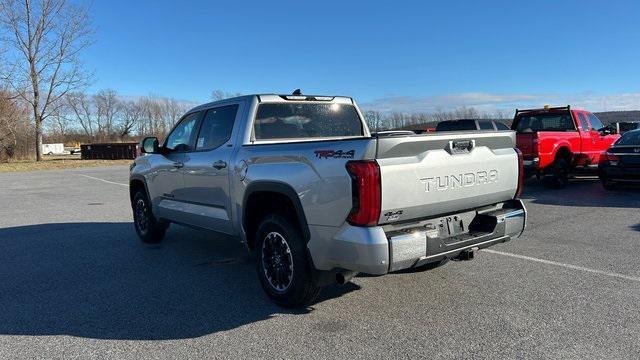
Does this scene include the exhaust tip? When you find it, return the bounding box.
[336,271,357,285]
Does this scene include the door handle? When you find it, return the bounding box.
[172,162,184,168]
[213,160,227,169]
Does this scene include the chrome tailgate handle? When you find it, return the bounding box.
[447,139,475,154]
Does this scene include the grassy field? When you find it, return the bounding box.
[0,154,132,173]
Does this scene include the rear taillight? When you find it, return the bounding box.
[532,134,539,154]
[345,160,381,226]
[515,148,524,198]
[600,152,620,165]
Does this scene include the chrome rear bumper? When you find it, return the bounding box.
[388,200,526,272]
[311,200,527,275]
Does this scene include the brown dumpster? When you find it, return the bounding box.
[81,143,140,160]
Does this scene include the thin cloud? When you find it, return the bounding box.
[361,92,640,113]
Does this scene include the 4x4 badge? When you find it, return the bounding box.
[314,149,355,159]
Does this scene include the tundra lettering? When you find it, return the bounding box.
[419,170,498,192]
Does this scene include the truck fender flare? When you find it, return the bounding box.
[129,175,150,203]
[242,181,310,241]
[552,143,573,161]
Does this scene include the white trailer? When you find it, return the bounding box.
[41,143,66,155]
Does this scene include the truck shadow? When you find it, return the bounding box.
[0,222,360,340]
[520,178,640,208]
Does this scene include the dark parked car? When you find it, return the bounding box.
[435,119,510,132]
[598,129,640,189]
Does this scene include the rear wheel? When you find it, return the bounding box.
[255,214,320,307]
[545,158,570,188]
[132,190,167,244]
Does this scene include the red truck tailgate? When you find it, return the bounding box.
[516,133,535,158]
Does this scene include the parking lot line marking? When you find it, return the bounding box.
[79,174,129,187]
[483,249,640,283]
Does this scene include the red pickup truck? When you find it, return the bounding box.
[512,106,620,187]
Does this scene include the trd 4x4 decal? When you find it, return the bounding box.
[314,149,355,159]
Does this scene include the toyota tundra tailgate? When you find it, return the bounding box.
[375,131,519,224]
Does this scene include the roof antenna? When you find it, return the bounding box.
[292,89,302,95]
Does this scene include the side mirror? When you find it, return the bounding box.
[140,137,159,154]
[599,126,613,136]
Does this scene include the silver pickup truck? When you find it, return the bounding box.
[130,93,526,307]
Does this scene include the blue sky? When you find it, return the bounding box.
[85,0,640,112]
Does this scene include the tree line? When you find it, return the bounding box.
[0,86,196,160]
[363,107,511,132]
[50,90,194,142]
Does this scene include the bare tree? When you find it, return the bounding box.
[93,89,120,138]
[118,99,142,139]
[364,110,382,132]
[64,91,95,138]
[0,0,92,160]
[45,106,69,136]
[0,89,28,160]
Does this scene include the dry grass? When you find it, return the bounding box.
[0,154,132,173]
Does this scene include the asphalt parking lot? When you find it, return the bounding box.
[0,166,639,359]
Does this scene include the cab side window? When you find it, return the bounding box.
[587,114,605,131]
[578,113,590,131]
[165,112,201,151]
[196,105,239,150]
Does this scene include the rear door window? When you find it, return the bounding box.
[254,103,363,140]
[514,113,575,133]
[578,113,590,131]
[196,105,239,150]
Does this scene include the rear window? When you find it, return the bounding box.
[514,113,575,133]
[253,103,363,140]
[435,120,477,131]
[615,130,640,146]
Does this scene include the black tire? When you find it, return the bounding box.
[409,258,449,272]
[545,158,570,188]
[132,190,167,244]
[255,214,320,307]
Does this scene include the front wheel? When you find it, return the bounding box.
[256,214,320,307]
[132,190,167,244]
